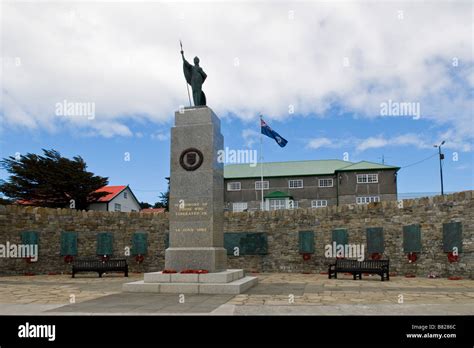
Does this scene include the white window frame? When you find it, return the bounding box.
[227,182,241,191]
[288,200,299,209]
[232,202,248,212]
[288,179,303,189]
[356,196,380,204]
[114,203,121,212]
[357,173,379,184]
[269,198,286,210]
[255,181,269,190]
[311,200,328,208]
[124,192,128,199]
[318,178,334,187]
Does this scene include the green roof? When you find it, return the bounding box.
[336,161,400,172]
[224,159,399,179]
[264,191,293,199]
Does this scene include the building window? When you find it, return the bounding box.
[311,200,328,208]
[255,181,269,190]
[357,173,378,183]
[288,179,303,189]
[288,200,299,209]
[232,202,248,212]
[356,196,380,204]
[318,178,333,187]
[114,203,121,211]
[124,192,128,199]
[269,199,286,210]
[227,182,241,191]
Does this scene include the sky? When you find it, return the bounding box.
[0,0,473,204]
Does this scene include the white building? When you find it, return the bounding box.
[88,185,141,212]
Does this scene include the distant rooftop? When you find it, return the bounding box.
[224,159,399,179]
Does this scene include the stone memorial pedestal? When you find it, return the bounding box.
[124,107,257,294]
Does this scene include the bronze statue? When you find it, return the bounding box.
[180,41,207,107]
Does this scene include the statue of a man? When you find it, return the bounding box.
[181,49,207,106]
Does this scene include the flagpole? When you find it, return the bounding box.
[260,114,264,211]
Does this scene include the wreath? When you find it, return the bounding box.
[371,253,382,260]
[447,252,459,263]
[100,255,110,262]
[64,255,74,264]
[407,252,417,263]
[135,254,145,264]
[180,269,209,274]
[302,253,311,261]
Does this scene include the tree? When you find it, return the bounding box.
[139,201,152,209]
[154,177,169,211]
[0,149,109,210]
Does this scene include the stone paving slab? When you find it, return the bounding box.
[0,273,472,315]
[48,293,234,314]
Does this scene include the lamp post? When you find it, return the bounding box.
[433,140,445,195]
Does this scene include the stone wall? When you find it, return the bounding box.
[0,206,169,275]
[0,191,472,278]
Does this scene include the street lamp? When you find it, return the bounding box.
[433,140,445,195]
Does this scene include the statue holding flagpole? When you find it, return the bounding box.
[180,40,207,107]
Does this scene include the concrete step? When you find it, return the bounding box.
[123,276,258,294]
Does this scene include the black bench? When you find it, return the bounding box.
[72,257,129,278]
[328,259,389,281]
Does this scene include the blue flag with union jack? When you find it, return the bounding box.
[261,118,288,148]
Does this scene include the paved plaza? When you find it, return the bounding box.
[0,273,472,315]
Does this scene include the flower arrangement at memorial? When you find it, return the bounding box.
[135,254,145,264]
[162,269,177,274]
[407,252,418,263]
[370,253,382,260]
[447,252,459,263]
[180,269,209,274]
[64,255,74,263]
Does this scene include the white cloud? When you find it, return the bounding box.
[306,137,334,149]
[241,128,260,148]
[150,132,169,141]
[0,1,472,147]
[356,137,389,152]
[356,134,441,152]
[306,132,470,153]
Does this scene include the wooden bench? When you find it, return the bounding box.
[72,257,129,278]
[328,259,389,281]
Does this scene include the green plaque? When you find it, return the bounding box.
[132,232,148,255]
[242,233,268,255]
[332,229,348,246]
[224,232,268,255]
[224,233,242,255]
[96,232,113,256]
[403,225,421,253]
[60,231,78,256]
[443,222,462,253]
[366,227,384,253]
[299,231,315,253]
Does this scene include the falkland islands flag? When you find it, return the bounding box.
[260,118,288,148]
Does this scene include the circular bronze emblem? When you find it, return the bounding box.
[179,148,204,171]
